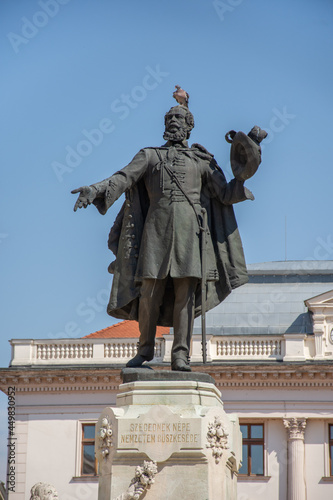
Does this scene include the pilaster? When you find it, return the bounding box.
[283,417,307,500]
[313,317,325,359]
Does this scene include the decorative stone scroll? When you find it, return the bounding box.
[113,461,158,500]
[97,416,113,458]
[206,416,229,464]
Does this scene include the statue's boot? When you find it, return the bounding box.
[126,354,151,368]
[171,358,191,372]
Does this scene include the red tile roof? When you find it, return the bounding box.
[83,320,169,339]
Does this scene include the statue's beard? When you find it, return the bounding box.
[163,127,188,142]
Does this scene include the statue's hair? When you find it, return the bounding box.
[164,105,195,134]
[30,482,58,500]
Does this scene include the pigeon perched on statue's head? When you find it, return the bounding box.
[173,85,189,107]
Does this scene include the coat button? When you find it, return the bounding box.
[131,235,135,239]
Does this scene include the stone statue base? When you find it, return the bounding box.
[96,369,241,500]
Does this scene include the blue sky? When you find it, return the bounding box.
[1,0,333,482]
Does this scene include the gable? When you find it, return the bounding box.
[305,289,333,311]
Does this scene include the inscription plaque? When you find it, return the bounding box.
[118,405,201,461]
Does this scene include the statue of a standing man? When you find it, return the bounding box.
[72,87,266,371]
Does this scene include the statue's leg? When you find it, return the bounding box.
[171,277,198,371]
[137,278,167,360]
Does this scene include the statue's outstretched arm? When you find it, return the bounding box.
[71,149,147,215]
[71,185,98,212]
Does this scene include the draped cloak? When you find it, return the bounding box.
[92,142,253,326]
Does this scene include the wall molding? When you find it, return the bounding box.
[1,363,333,393]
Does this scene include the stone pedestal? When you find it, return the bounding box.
[96,369,242,500]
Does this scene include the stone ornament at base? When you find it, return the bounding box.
[29,482,59,500]
[98,416,113,458]
[113,461,158,500]
[206,416,229,464]
[96,369,242,500]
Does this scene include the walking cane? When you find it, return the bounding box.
[201,208,208,364]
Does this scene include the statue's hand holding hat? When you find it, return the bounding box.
[225,126,267,181]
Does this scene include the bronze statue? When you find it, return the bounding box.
[72,86,266,371]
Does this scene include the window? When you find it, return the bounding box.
[81,423,98,476]
[329,424,333,476]
[239,423,264,476]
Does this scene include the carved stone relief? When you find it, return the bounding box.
[97,416,113,458]
[283,417,307,439]
[206,416,229,464]
[113,460,158,500]
[30,482,58,500]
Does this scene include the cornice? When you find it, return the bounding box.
[0,366,122,393]
[1,362,333,392]
[201,363,333,388]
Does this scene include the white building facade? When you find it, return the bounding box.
[1,261,333,500]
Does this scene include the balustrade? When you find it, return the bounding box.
[36,343,93,360]
[11,335,289,366]
[215,338,282,359]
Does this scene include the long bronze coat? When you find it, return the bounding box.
[92,142,253,326]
